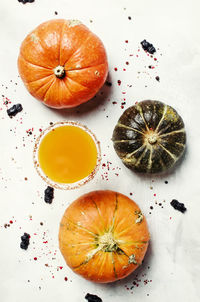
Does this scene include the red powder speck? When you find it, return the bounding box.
[114,67,118,71]
[126,62,129,65]
[123,68,126,71]
[121,105,124,109]
[34,257,37,261]
[39,128,42,132]
[125,40,128,43]
[154,194,156,196]
[43,241,48,244]
[52,276,55,279]
[64,277,68,281]
[117,80,121,86]
[59,266,63,270]
[136,55,138,57]
[170,217,172,220]
[122,92,126,94]
[154,58,157,61]
[9,220,13,224]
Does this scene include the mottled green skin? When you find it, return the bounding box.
[112,100,186,174]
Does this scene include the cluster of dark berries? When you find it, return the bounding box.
[141,39,156,54]
[170,199,187,213]
[20,233,30,250]
[7,104,23,118]
[85,293,102,302]
[18,0,35,4]
[44,186,54,204]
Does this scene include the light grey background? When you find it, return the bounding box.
[0,0,200,301]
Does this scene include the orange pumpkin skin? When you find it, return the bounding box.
[18,19,108,109]
[59,190,150,283]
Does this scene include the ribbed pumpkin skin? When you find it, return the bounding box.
[18,19,108,108]
[112,100,186,174]
[59,190,150,283]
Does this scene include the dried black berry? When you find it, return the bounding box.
[141,39,156,54]
[85,293,102,302]
[21,233,30,242]
[18,0,35,3]
[155,76,160,82]
[7,104,23,118]
[20,233,30,250]
[20,241,28,250]
[44,186,54,204]
[170,199,187,213]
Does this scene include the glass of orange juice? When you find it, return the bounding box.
[33,121,101,190]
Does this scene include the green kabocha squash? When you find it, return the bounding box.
[112,100,186,174]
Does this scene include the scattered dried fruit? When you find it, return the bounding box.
[85,293,102,302]
[18,0,35,3]
[44,186,54,204]
[141,39,156,54]
[7,104,23,118]
[170,199,187,213]
[20,233,30,250]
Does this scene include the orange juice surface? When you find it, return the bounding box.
[38,126,98,184]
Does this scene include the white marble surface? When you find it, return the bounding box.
[1,0,200,301]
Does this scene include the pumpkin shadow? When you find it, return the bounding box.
[97,241,153,291]
[127,146,188,182]
[48,72,113,118]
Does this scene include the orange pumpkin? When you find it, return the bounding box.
[18,19,108,109]
[59,190,150,283]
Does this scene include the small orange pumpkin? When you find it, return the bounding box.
[59,190,150,283]
[18,19,108,108]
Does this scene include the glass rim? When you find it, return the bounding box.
[33,121,101,190]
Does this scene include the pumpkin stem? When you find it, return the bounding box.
[54,65,66,79]
[145,131,159,145]
[98,232,119,253]
[148,134,157,144]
